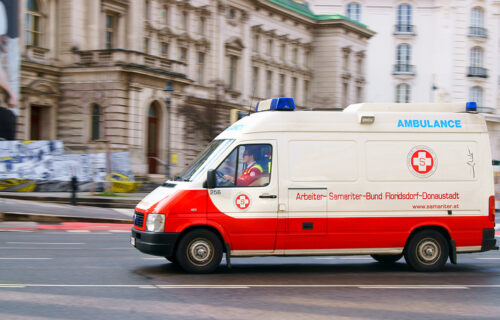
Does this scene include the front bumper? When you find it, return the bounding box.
[481,228,499,252]
[131,228,180,257]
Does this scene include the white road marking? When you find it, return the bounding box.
[358,286,468,290]
[0,258,52,260]
[7,242,86,245]
[339,257,373,260]
[0,284,499,289]
[476,257,500,260]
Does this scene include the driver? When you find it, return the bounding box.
[223,147,263,186]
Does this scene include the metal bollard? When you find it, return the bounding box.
[70,176,78,206]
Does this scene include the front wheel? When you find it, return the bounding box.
[404,230,449,272]
[371,254,403,264]
[175,229,223,273]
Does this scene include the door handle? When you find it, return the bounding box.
[259,194,277,199]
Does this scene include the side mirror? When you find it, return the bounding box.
[206,169,216,189]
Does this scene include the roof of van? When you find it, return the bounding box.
[344,103,466,113]
[216,105,488,140]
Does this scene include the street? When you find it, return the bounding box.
[1,229,499,319]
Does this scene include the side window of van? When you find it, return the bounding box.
[215,144,272,187]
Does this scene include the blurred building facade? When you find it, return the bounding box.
[310,0,500,161]
[19,0,373,178]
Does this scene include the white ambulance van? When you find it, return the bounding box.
[131,97,497,273]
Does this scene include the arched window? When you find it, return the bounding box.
[25,0,41,46]
[397,4,412,32]
[395,44,412,73]
[469,87,483,108]
[470,47,483,67]
[470,7,486,37]
[91,104,103,141]
[470,7,484,28]
[396,84,411,103]
[346,3,361,22]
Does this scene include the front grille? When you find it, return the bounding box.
[134,211,144,228]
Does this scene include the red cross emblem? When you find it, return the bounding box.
[411,150,434,174]
[235,194,251,210]
[408,146,437,178]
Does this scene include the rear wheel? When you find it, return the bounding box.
[404,230,449,272]
[176,229,223,274]
[371,254,403,264]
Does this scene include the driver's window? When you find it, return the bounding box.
[215,144,272,187]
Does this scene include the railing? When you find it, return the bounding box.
[75,49,187,76]
[468,27,488,38]
[393,64,415,75]
[467,66,488,78]
[394,24,415,35]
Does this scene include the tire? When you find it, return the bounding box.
[175,229,223,274]
[371,254,403,264]
[404,230,449,272]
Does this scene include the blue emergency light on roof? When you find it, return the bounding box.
[255,97,296,112]
[466,101,477,112]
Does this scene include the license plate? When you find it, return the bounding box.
[131,236,136,247]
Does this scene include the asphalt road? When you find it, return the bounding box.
[0,230,499,320]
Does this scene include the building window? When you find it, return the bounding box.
[161,42,168,57]
[266,70,272,97]
[144,0,150,21]
[292,77,297,98]
[228,56,238,91]
[342,82,349,106]
[470,47,483,67]
[198,52,205,84]
[293,48,298,65]
[468,47,487,78]
[199,17,206,35]
[304,80,309,104]
[395,44,413,73]
[105,14,115,49]
[253,34,259,53]
[228,8,236,20]
[346,3,361,22]
[179,47,187,62]
[25,0,42,46]
[356,86,363,103]
[396,4,413,33]
[252,67,259,97]
[267,39,273,57]
[181,11,188,31]
[469,87,483,108]
[144,38,149,54]
[280,43,286,62]
[91,104,103,141]
[161,7,169,26]
[279,74,285,96]
[396,84,411,103]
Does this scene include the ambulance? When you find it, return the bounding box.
[131,97,497,273]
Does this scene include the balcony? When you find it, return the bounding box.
[467,66,488,78]
[468,27,488,39]
[394,24,416,36]
[74,49,187,77]
[393,64,415,76]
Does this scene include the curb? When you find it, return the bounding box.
[0,212,132,224]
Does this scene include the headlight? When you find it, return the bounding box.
[146,214,165,232]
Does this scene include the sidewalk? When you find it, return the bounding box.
[0,192,144,226]
[0,191,146,208]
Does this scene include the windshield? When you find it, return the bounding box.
[177,139,234,182]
